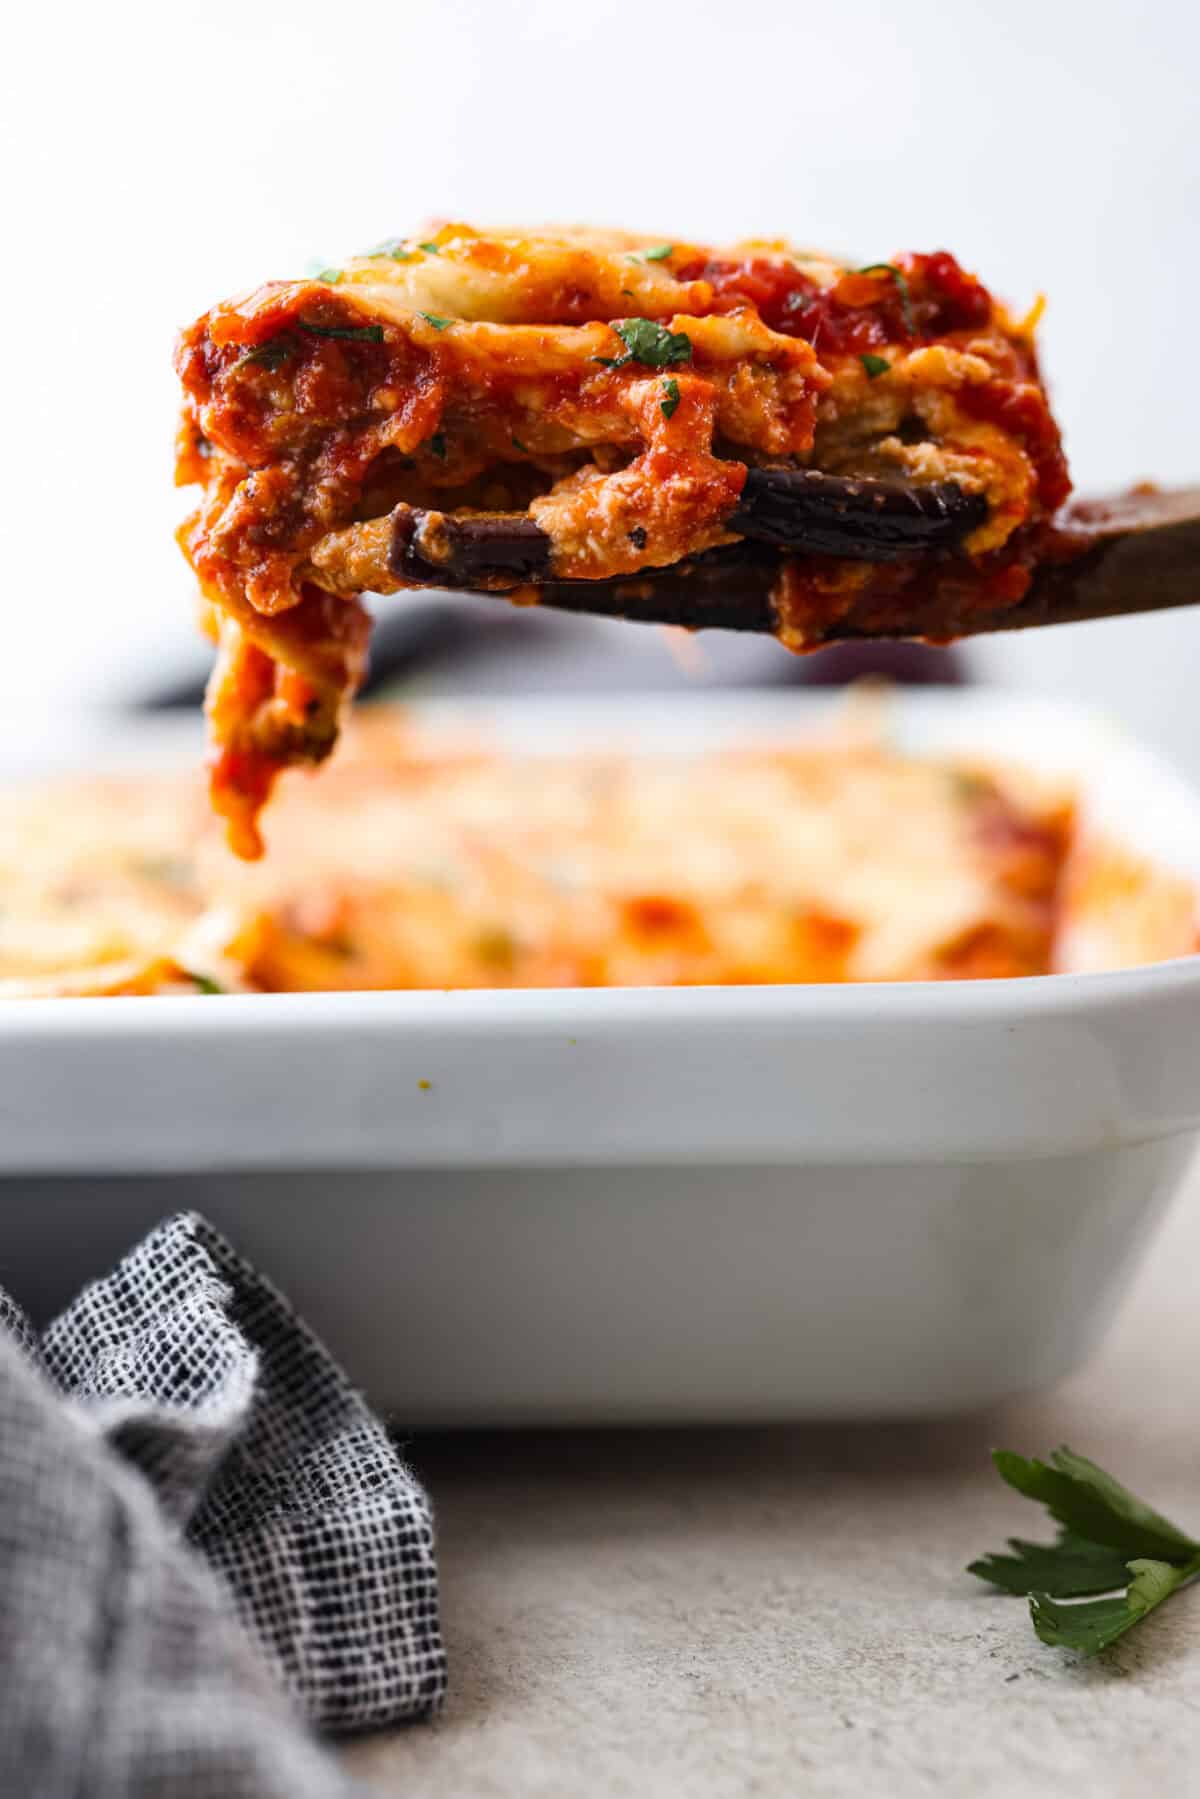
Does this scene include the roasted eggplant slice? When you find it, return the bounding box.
[334,472,990,595]
[390,506,552,587]
[731,468,988,559]
[361,486,1200,643]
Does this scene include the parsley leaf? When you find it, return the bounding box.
[660,375,681,419]
[968,1530,1133,1598]
[420,312,451,331]
[315,267,342,284]
[640,244,673,262]
[856,263,916,335]
[511,435,529,452]
[428,432,447,459]
[615,317,693,367]
[299,320,385,343]
[239,336,297,370]
[860,352,890,379]
[364,237,413,261]
[991,1447,1199,1562]
[969,1446,1200,1659]
[185,971,225,995]
[419,240,441,254]
[1028,1560,1199,1656]
[602,318,693,370]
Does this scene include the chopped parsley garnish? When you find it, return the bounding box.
[855,263,916,335]
[186,972,225,995]
[660,375,681,419]
[240,336,297,370]
[640,244,674,262]
[315,267,343,284]
[969,1446,1200,1657]
[511,435,529,452]
[364,237,413,261]
[298,320,385,343]
[860,352,890,379]
[419,241,441,254]
[595,317,693,371]
[428,433,447,459]
[419,312,451,331]
[615,317,693,366]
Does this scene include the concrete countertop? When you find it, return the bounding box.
[346,1162,1200,1797]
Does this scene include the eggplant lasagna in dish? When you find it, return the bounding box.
[176,227,1068,853]
[0,717,1192,997]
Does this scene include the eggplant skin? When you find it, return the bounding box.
[386,473,987,590]
[532,545,778,634]
[390,505,553,588]
[732,469,988,561]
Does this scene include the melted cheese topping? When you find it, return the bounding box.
[0,714,1191,997]
[319,225,846,326]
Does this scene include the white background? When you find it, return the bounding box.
[3,0,1197,760]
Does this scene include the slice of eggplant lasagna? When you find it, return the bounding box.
[175,226,1068,854]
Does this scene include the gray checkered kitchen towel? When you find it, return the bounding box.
[0,1212,446,1797]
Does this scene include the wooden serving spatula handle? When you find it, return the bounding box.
[983,485,1200,635]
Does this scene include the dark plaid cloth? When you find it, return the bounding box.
[0,1212,446,1797]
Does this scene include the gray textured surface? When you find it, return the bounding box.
[347,1157,1200,1797]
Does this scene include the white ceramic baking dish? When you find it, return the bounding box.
[2,690,1199,1424]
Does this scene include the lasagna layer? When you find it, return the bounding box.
[1,714,1192,997]
[176,227,1069,853]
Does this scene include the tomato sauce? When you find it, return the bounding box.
[672,250,1067,512]
[956,380,1071,511]
[674,248,994,354]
